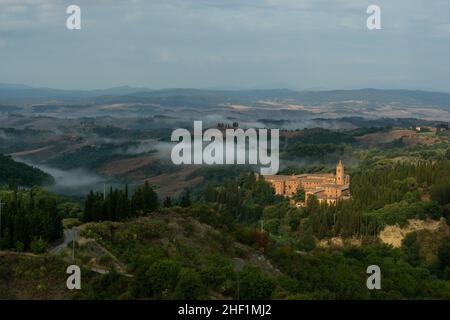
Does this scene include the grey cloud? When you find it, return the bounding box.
[0,0,449,91]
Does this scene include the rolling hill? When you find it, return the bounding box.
[0,154,54,186]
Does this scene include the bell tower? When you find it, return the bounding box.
[336,160,344,185]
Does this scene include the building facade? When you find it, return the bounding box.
[262,160,351,205]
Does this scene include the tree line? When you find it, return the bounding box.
[0,188,62,251]
[83,182,159,222]
[202,172,278,223]
[82,181,159,222]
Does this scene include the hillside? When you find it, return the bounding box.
[0,253,73,299]
[3,204,450,300]
[0,154,54,186]
[0,206,282,300]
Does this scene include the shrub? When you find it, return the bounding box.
[142,259,181,298]
[175,268,206,299]
[238,266,274,300]
[30,238,47,254]
[14,241,24,252]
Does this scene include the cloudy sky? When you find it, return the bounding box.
[0,0,449,91]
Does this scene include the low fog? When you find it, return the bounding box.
[14,158,114,197]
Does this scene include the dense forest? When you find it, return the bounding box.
[283,128,356,159]
[199,159,450,240]
[308,160,450,239]
[0,154,53,187]
[83,182,159,222]
[0,188,63,252]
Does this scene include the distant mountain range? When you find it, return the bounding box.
[0,84,154,104]
[2,84,450,110]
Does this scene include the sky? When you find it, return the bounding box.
[0,0,449,91]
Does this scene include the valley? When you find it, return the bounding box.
[1,86,450,300]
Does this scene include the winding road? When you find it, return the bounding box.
[49,227,133,277]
